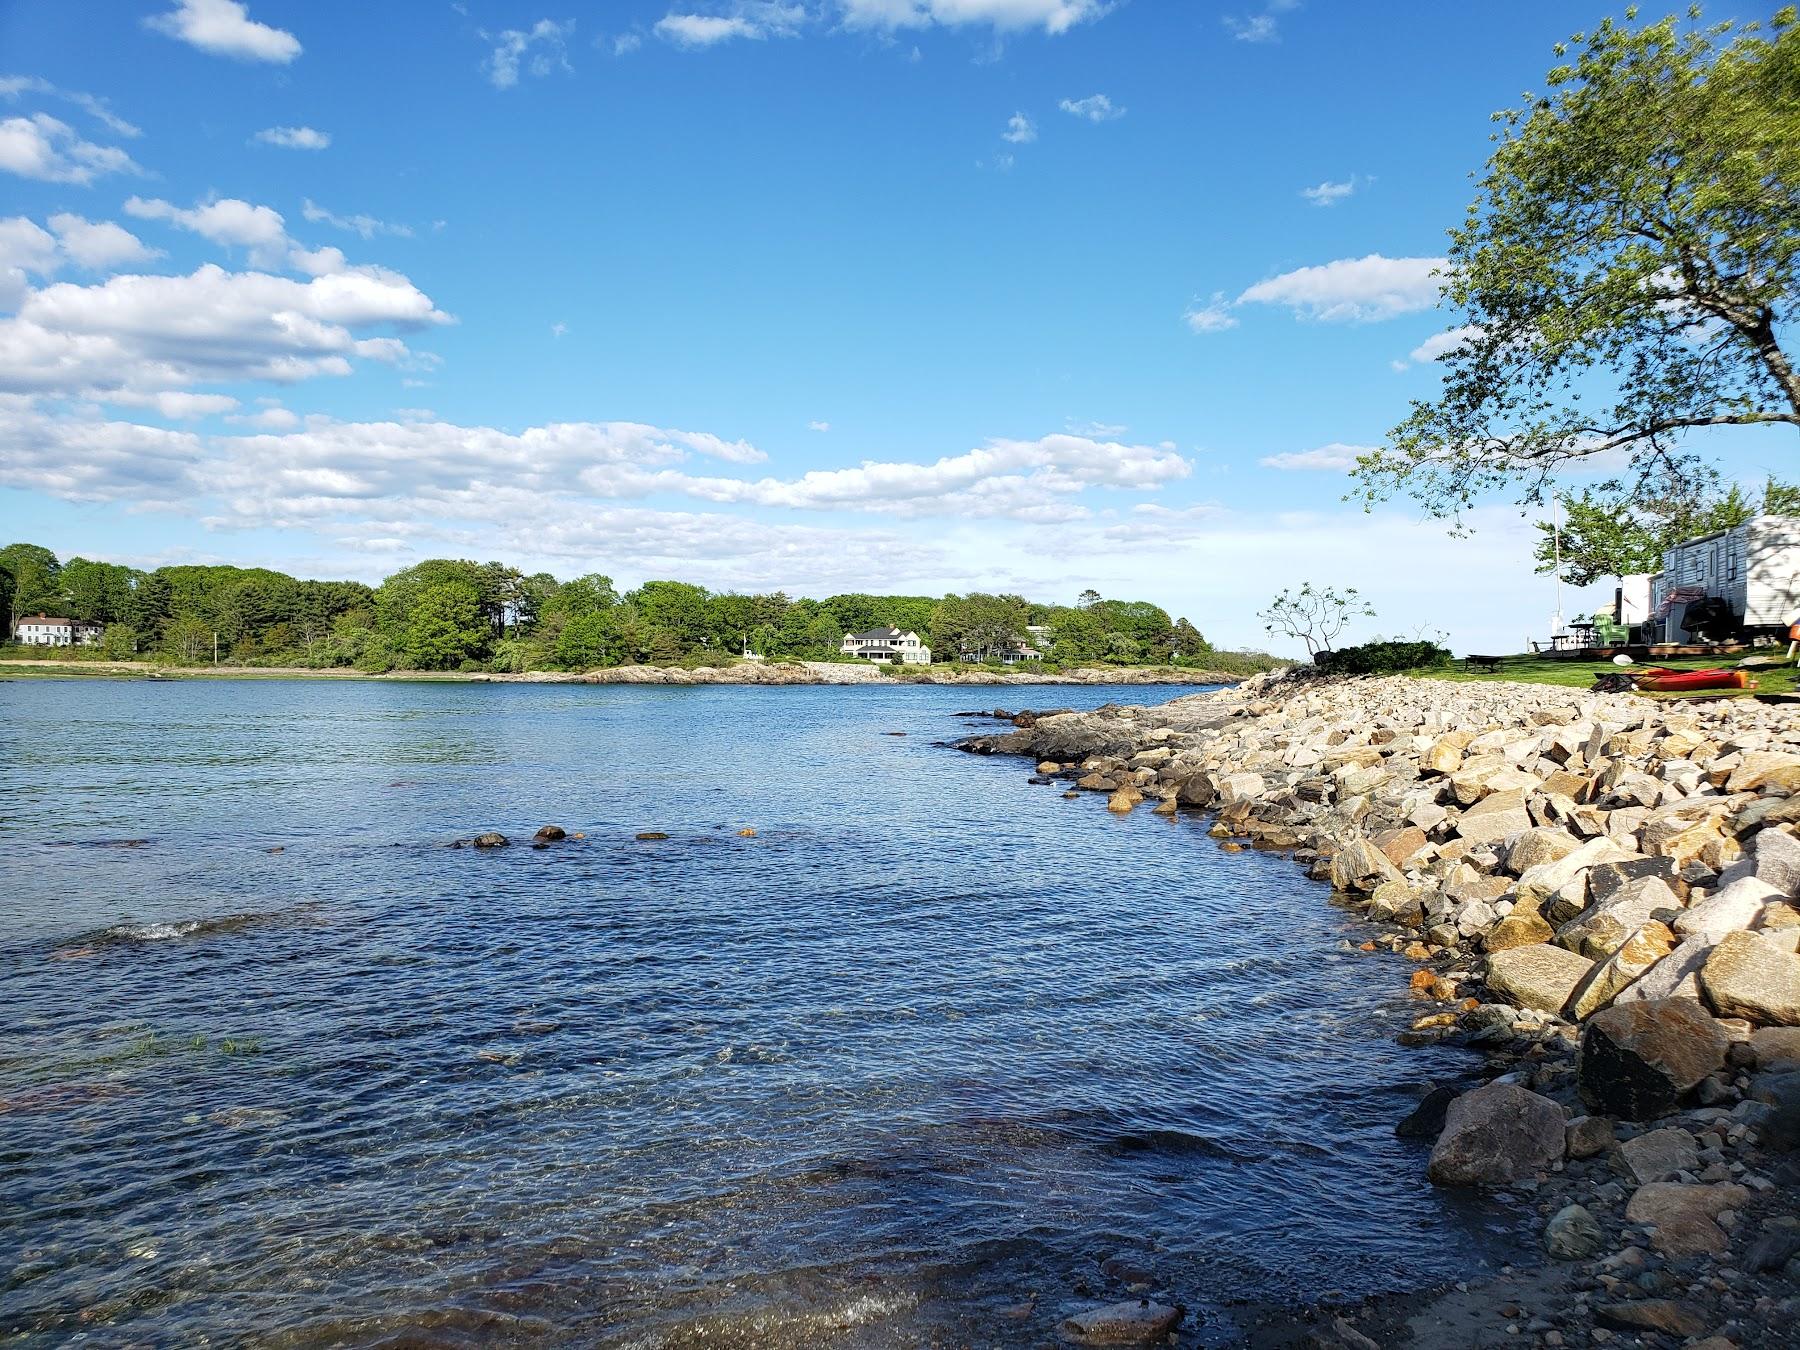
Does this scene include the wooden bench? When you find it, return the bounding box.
[1464,654,1507,674]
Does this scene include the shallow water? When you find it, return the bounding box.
[0,679,1519,1345]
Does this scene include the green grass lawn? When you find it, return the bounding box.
[1418,651,1799,699]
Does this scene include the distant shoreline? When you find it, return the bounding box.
[0,658,1256,687]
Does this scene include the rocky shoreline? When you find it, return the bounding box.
[957,671,1800,1349]
[1,658,1243,686]
[476,661,1242,686]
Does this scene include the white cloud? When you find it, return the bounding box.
[0,216,59,308]
[302,199,413,240]
[837,0,1105,34]
[1223,0,1298,44]
[144,0,302,63]
[1182,293,1238,334]
[126,195,291,267]
[48,214,160,270]
[254,125,331,150]
[1258,442,1372,472]
[669,432,1189,519]
[613,32,645,54]
[109,389,241,419]
[550,321,568,338]
[1002,111,1036,143]
[1300,177,1355,206]
[0,76,140,138]
[1236,253,1445,323]
[0,263,450,399]
[655,4,806,46]
[1058,93,1123,121]
[1407,323,1483,363]
[0,114,138,184]
[1066,419,1126,438]
[485,19,574,88]
[808,419,831,431]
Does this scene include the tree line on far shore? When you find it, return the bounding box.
[0,544,1268,673]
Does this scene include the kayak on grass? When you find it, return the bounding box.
[1631,667,1754,692]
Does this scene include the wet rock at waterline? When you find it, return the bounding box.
[1058,1300,1183,1344]
[1426,1082,1566,1186]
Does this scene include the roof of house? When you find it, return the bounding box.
[16,614,89,626]
[846,627,913,641]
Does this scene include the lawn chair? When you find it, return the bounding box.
[1589,610,1630,646]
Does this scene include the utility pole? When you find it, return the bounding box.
[213,631,219,665]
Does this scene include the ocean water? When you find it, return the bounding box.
[0,678,1520,1346]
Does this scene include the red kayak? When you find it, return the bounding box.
[1631,667,1753,692]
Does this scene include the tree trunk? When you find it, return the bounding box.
[1750,312,1800,417]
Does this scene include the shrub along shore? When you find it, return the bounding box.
[958,670,1800,1348]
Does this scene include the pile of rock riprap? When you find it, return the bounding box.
[960,671,1800,1347]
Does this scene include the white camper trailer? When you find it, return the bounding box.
[1648,514,1800,642]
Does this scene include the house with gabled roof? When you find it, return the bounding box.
[840,626,931,665]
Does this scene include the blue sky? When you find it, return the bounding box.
[0,0,1785,651]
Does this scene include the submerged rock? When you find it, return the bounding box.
[1058,1300,1182,1344]
[533,824,566,841]
[472,832,509,849]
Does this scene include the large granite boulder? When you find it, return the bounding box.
[1578,997,1729,1119]
[1623,1181,1751,1256]
[1700,931,1800,1024]
[1675,876,1782,944]
[1485,942,1594,1014]
[1565,921,1676,1020]
[1427,1082,1566,1186]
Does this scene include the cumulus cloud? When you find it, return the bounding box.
[48,214,160,270]
[667,433,1190,520]
[485,19,574,88]
[1059,93,1123,121]
[0,263,449,400]
[1407,324,1483,364]
[0,76,140,138]
[144,0,302,63]
[0,216,59,308]
[302,199,413,240]
[0,114,138,184]
[837,0,1105,34]
[1235,253,1445,322]
[0,214,161,307]
[125,195,291,267]
[1002,111,1036,143]
[808,419,831,431]
[655,4,806,46]
[1258,443,1372,472]
[254,125,331,150]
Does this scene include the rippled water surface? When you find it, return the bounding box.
[0,679,1518,1346]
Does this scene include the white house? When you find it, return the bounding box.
[1647,515,1800,641]
[841,627,931,664]
[14,614,103,647]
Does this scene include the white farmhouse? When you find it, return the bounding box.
[840,627,931,664]
[1647,515,1800,641]
[14,614,103,647]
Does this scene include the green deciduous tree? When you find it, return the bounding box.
[404,581,488,670]
[1534,471,1799,584]
[1358,7,1800,518]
